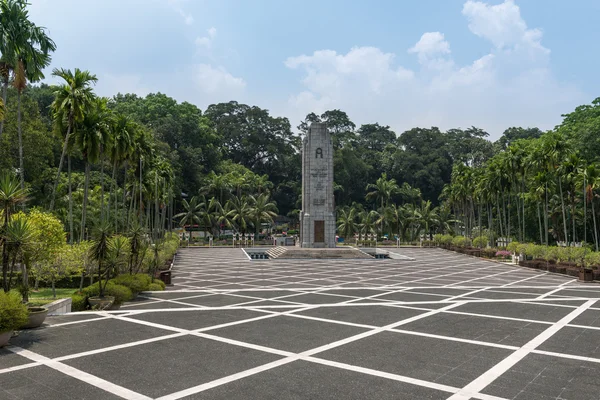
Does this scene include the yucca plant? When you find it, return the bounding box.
[5,217,33,301]
[89,222,112,298]
[0,172,29,292]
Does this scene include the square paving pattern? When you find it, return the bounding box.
[3,247,600,399]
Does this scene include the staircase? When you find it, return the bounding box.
[266,246,374,260]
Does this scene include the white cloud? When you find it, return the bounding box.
[193,64,246,95]
[168,0,194,25]
[195,27,217,48]
[408,32,451,63]
[282,0,584,139]
[462,0,549,59]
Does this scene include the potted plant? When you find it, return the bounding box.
[87,223,115,309]
[0,291,28,347]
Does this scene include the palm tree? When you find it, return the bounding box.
[173,196,204,228]
[0,0,56,141]
[337,207,358,240]
[358,209,379,236]
[108,114,134,231]
[226,196,254,234]
[76,97,111,241]
[584,164,600,251]
[418,200,440,240]
[250,193,278,234]
[49,68,98,211]
[365,173,399,210]
[0,172,28,292]
[202,172,232,204]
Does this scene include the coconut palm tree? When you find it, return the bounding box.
[226,196,254,234]
[0,172,28,292]
[250,193,278,234]
[418,200,440,240]
[337,207,358,240]
[365,173,399,210]
[49,68,98,211]
[173,196,203,228]
[0,0,56,141]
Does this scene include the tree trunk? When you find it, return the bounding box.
[592,200,599,252]
[17,91,25,191]
[537,204,543,245]
[79,272,85,292]
[50,121,72,211]
[100,154,105,223]
[80,161,91,242]
[544,183,549,246]
[122,162,128,231]
[52,279,56,299]
[558,176,568,244]
[0,71,9,140]
[22,261,29,303]
[109,161,116,230]
[68,156,74,244]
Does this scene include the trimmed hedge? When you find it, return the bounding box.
[0,291,28,332]
[111,274,152,295]
[147,283,164,291]
[81,282,133,305]
[71,293,87,312]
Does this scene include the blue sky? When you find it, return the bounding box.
[28,0,600,139]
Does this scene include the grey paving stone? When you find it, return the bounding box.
[8,318,174,358]
[121,299,197,310]
[0,348,34,369]
[481,353,600,400]
[297,305,427,327]
[401,312,548,346]
[570,309,600,327]
[537,326,600,357]
[195,360,449,400]
[127,308,265,331]
[209,315,367,353]
[276,293,353,305]
[0,365,122,400]
[453,301,575,322]
[63,335,282,398]
[318,330,512,386]
[177,293,258,307]
[377,291,454,303]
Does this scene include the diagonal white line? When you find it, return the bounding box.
[446,299,597,400]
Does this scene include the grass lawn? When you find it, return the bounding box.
[27,288,75,306]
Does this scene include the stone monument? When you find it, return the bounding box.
[301,122,336,248]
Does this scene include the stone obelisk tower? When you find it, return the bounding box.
[300,123,336,248]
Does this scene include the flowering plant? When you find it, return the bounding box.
[495,250,512,259]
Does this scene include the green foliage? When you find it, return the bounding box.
[81,282,133,305]
[451,236,470,248]
[71,293,87,311]
[147,282,164,291]
[506,241,519,253]
[0,291,28,332]
[111,273,151,294]
[473,236,488,248]
[440,234,454,245]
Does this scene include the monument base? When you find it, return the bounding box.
[266,247,374,259]
[300,213,336,248]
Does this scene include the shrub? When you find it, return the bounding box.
[151,279,166,290]
[71,293,87,311]
[82,282,134,305]
[147,282,165,291]
[506,241,519,253]
[451,236,470,248]
[585,251,600,267]
[0,291,28,332]
[440,234,454,245]
[473,236,488,248]
[111,274,151,294]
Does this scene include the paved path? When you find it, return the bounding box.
[2,247,600,399]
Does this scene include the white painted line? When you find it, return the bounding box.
[446,299,597,400]
[7,346,151,400]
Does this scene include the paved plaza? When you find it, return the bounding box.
[3,247,600,399]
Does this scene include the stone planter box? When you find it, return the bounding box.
[556,266,567,274]
[566,267,579,277]
[46,297,72,314]
[579,268,594,282]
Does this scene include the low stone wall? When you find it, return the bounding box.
[46,297,72,314]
